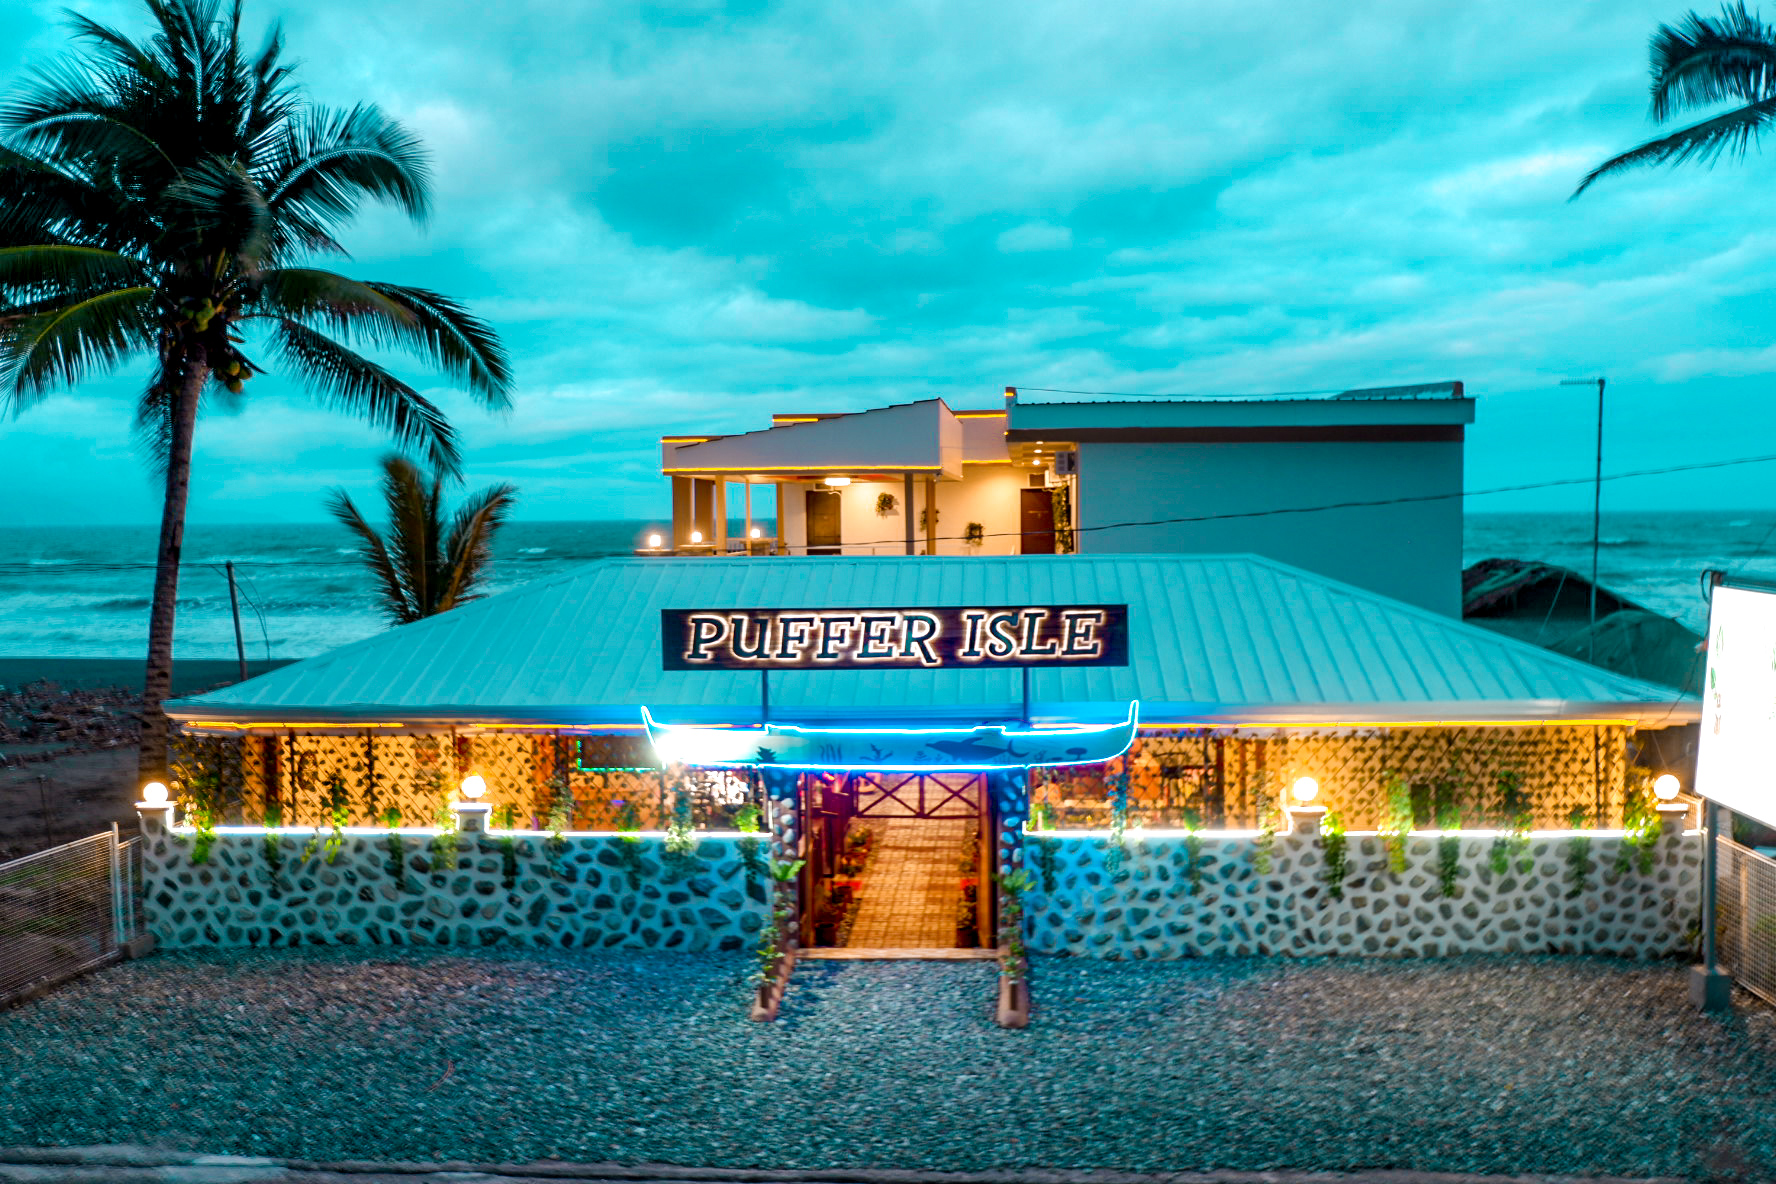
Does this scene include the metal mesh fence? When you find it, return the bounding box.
[1719,838,1776,1006]
[0,830,141,1008]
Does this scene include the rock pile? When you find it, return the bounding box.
[0,681,141,766]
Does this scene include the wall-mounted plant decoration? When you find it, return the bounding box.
[735,802,765,891]
[1028,797,1061,894]
[995,868,1034,986]
[919,506,939,533]
[428,801,460,872]
[665,773,697,875]
[875,492,897,515]
[384,831,408,890]
[187,803,217,865]
[1320,811,1348,900]
[964,522,985,547]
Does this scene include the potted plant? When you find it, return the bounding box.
[955,899,979,949]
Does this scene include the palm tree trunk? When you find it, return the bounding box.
[137,350,208,786]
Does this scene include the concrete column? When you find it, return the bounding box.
[903,472,915,555]
[743,482,754,552]
[135,799,178,835]
[714,479,728,552]
[774,482,787,554]
[451,801,491,834]
[1285,805,1328,835]
[924,476,938,554]
[670,476,693,548]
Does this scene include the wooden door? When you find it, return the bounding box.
[1019,488,1056,554]
[806,489,841,555]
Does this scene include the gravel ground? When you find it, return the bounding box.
[1,950,1773,1178]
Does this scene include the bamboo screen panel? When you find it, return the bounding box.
[1031,726,1633,830]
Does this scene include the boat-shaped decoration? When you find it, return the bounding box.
[641,702,1138,771]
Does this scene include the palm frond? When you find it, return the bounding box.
[1649,4,1776,119]
[439,481,517,611]
[1,285,154,410]
[269,318,461,476]
[1574,94,1776,194]
[357,283,513,406]
[160,153,272,265]
[0,245,149,302]
[325,483,416,625]
[378,455,435,620]
[260,104,431,229]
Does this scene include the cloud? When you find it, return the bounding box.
[4,0,1776,523]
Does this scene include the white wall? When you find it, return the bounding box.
[1077,440,1463,614]
[775,467,1028,556]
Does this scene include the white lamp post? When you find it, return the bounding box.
[1285,776,1328,835]
[452,774,492,834]
[135,781,177,833]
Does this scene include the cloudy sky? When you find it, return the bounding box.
[4,0,1776,525]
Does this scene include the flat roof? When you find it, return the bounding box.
[168,554,1695,730]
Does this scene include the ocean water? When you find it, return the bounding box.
[0,511,1769,659]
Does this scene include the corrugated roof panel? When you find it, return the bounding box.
[167,553,1696,727]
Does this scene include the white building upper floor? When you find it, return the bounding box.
[652,381,1476,615]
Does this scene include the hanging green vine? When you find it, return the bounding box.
[735,801,765,891]
[755,858,805,985]
[260,801,284,875]
[1182,808,1205,895]
[1565,806,1594,899]
[384,832,408,889]
[1252,772,1275,876]
[545,759,572,877]
[1435,803,1463,898]
[1028,802,1062,895]
[428,800,460,873]
[187,803,217,865]
[1320,811,1348,901]
[664,772,697,874]
[498,834,520,889]
[1490,767,1533,876]
[616,799,645,889]
[1105,757,1130,874]
[1380,770,1412,876]
[1615,770,1660,877]
[318,776,349,864]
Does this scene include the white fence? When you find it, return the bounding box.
[1719,838,1776,1007]
[0,828,143,1008]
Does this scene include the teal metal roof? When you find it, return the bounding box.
[166,554,1697,729]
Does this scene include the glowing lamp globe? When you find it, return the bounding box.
[141,781,169,806]
[825,476,851,487]
[647,533,663,548]
[460,774,488,800]
[690,530,703,543]
[750,527,762,539]
[1653,774,1681,801]
[1291,776,1320,804]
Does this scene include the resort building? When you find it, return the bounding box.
[656,382,1472,615]
[153,553,1698,969]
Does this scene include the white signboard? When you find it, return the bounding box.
[1696,582,1776,830]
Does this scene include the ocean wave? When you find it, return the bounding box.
[518,547,550,554]
[1730,519,1754,527]
[95,597,151,610]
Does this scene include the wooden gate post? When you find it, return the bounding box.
[762,768,802,948]
[988,769,1032,1027]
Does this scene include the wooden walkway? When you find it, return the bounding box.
[843,817,969,948]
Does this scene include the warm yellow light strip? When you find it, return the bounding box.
[661,436,713,444]
[955,411,1007,419]
[663,465,942,473]
[772,416,822,424]
[963,458,1015,465]
[186,720,409,730]
[1141,719,1638,730]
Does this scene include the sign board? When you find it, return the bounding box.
[661,605,1129,671]
[1696,581,1776,830]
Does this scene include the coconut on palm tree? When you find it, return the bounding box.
[0,0,514,781]
[328,455,517,625]
[1576,3,1776,194]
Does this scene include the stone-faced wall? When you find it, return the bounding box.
[139,825,769,951]
[1023,829,1702,960]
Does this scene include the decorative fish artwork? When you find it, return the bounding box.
[641,702,1139,771]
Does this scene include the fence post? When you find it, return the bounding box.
[1691,798,1732,1011]
[107,822,124,952]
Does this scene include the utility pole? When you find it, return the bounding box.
[225,561,248,683]
[1559,378,1606,664]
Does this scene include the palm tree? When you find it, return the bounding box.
[327,455,516,625]
[1576,3,1776,195]
[0,0,514,781]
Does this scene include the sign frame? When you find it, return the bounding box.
[660,604,1130,672]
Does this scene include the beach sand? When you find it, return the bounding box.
[0,656,292,862]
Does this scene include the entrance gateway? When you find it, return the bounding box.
[650,600,1135,953]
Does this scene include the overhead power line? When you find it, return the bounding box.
[2,446,1775,573]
